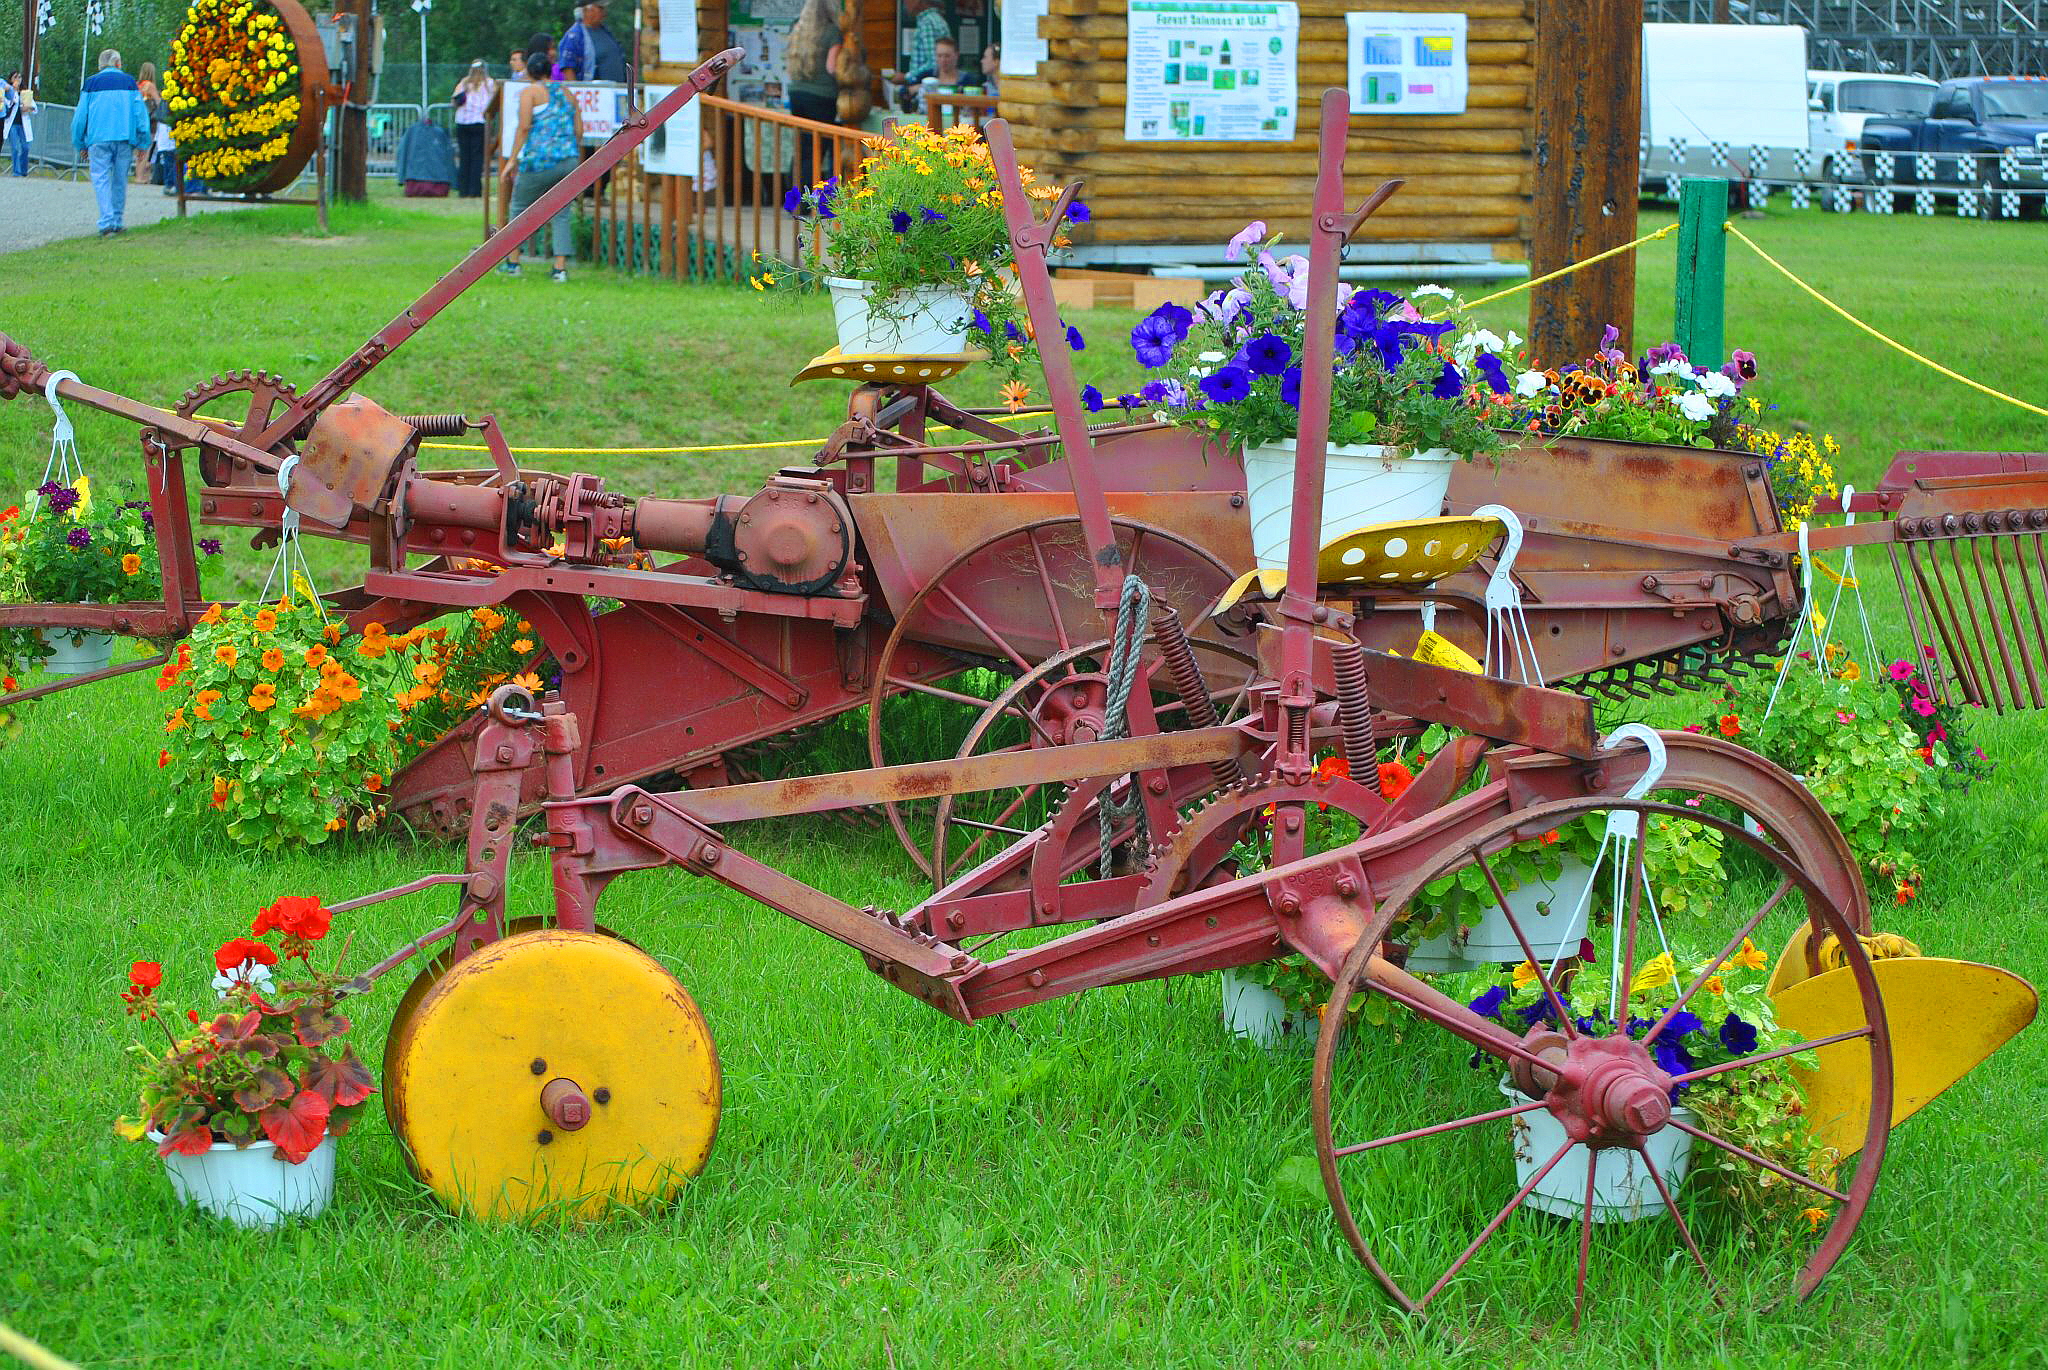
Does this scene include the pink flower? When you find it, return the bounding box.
[1929,724,1947,742]
[1683,795,1704,807]
[1923,644,1938,658]
[1682,723,1704,733]
[1225,221,1267,261]
[1909,695,1937,717]
[1887,660,1915,682]
[1835,710,1856,724]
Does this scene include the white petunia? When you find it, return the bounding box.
[1411,284,1456,299]
[1671,391,1716,422]
[1505,330,1522,349]
[1515,369,1549,398]
[1696,370,1737,399]
[1453,327,1507,365]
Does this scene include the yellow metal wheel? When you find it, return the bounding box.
[385,929,721,1220]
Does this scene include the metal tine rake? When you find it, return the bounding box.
[1887,507,2048,714]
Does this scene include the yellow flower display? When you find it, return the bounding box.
[163,0,305,190]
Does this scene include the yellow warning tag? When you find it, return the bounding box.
[1412,630,1482,674]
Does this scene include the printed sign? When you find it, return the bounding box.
[637,84,705,180]
[1344,11,1468,115]
[1001,0,1049,76]
[1124,1,1299,143]
[500,81,630,156]
[657,0,700,66]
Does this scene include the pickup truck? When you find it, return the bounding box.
[1859,77,2048,190]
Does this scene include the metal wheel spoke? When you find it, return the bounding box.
[1416,1139,1574,1310]
[1617,830,1650,1011]
[1473,848,1576,1037]
[1672,1026,1873,1086]
[1574,1145,1597,1329]
[1024,527,1072,654]
[1332,1099,1547,1159]
[1637,1142,1723,1303]
[1365,974,1571,1077]
[1647,875,1796,1041]
[1663,1117,1850,1203]
[935,582,1036,673]
[889,675,1008,712]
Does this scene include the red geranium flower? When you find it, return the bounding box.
[128,961,163,992]
[252,895,331,943]
[213,936,279,974]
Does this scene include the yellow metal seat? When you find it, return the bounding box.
[1214,513,1506,615]
[792,347,987,385]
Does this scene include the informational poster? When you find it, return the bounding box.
[1124,2,1299,143]
[1000,0,1049,75]
[637,84,705,181]
[1344,11,1468,115]
[657,0,700,66]
[500,82,629,157]
[730,0,804,106]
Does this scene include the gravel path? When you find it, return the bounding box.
[0,172,269,253]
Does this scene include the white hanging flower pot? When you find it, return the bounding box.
[1241,440,1458,568]
[1405,855,1597,973]
[1221,968,1314,1047]
[826,276,976,356]
[151,1132,337,1229]
[1500,1080,1696,1223]
[37,626,115,677]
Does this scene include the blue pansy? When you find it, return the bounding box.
[1081,384,1104,412]
[1198,366,1252,405]
[1468,985,1508,1019]
[1431,361,1464,399]
[1245,333,1292,377]
[1719,1013,1759,1055]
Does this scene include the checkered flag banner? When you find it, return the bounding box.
[1748,144,1769,179]
[86,0,106,35]
[1664,175,1681,200]
[1829,151,1856,182]
[1915,189,1935,215]
[1916,153,1938,181]
[1830,184,1853,214]
[1866,187,1893,215]
[1999,149,2023,183]
[1959,188,1980,218]
[36,0,54,33]
[1669,136,1688,170]
[1791,148,1814,178]
[1639,132,1649,160]
[2001,190,2021,219]
[1748,179,1768,208]
[1789,182,1810,209]
[1709,139,1730,169]
[1873,151,1895,183]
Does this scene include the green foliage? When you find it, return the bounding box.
[14,479,160,608]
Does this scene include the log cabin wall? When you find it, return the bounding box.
[642,0,1536,263]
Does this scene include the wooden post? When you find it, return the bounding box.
[20,0,35,89]
[1674,178,1729,367]
[1529,0,1642,362]
[335,0,373,203]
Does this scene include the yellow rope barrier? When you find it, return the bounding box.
[0,1321,79,1370]
[416,409,1049,457]
[1725,222,2048,421]
[1459,222,1681,312]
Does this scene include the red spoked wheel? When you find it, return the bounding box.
[1311,796,1892,1322]
[866,515,1240,878]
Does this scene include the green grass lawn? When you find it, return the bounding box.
[0,200,2045,1366]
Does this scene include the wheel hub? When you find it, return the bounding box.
[1031,675,1108,745]
[1533,1032,1673,1147]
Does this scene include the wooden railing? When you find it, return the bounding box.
[925,92,998,134]
[579,95,873,285]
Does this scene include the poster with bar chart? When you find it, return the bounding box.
[1344,11,1468,115]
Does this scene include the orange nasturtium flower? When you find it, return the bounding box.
[214,644,238,668]
[261,648,286,672]
[121,553,142,576]
[210,777,230,809]
[198,603,224,626]
[253,609,278,632]
[194,690,223,721]
[247,683,277,712]
[1718,713,1741,737]
[303,644,327,668]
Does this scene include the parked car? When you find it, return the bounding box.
[1807,69,1937,172]
[1859,77,2048,189]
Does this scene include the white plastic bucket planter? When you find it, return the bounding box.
[1500,1080,1695,1222]
[38,626,115,677]
[153,1133,337,1229]
[826,276,975,356]
[1221,968,1314,1047]
[1241,440,1458,568]
[1405,856,1597,973]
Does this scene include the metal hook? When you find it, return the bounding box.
[1601,722,1668,802]
[43,370,79,446]
[1473,503,1542,684]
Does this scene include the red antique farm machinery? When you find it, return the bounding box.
[1,64,2040,1314]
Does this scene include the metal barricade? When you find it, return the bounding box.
[23,101,84,179]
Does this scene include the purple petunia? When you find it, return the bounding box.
[782,185,804,215]
[1659,1010,1704,1041]
[1224,220,1266,262]
[972,309,993,335]
[1065,200,1091,224]
[1367,323,1406,373]
[1081,384,1104,412]
[1475,353,1509,394]
[47,487,80,515]
[1005,321,1023,342]
[1718,1013,1758,1055]
[1653,1039,1694,1077]
[66,526,91,549]
[199,537,223,556]
[1130,313,1182,369]
[921,207,947,222]
[814,177,839,219]
[890,210,913,233]
[1065,324,1085,351]
[1244,333,1292,377]
[1115,393,1141,409]
[1431,361,1464,399]
[1279,365,1302,407]
[1197,366,1252,405]
[141,509,155,531]
[1468,984,1508,1019]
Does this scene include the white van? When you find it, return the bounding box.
[1807,70,1938,160]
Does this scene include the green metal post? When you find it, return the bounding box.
[1674,178,1729,366]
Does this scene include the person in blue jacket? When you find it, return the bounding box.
[72,49,152,236]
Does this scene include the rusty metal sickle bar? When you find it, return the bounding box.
[248,48,745,457]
